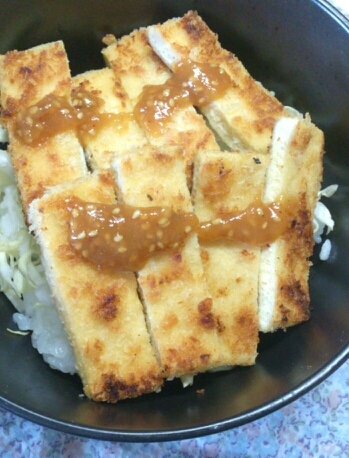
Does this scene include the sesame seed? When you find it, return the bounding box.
[88,229,98,237]
[75,242,82,251]
[198,97,206,105]
[77,112,83,120]
[157,242,164,249]
[132,209,141,219]
[26,116,33,126]
[169,98,175,107]
[156,229,163,239]
[257,208,264,216]
[262,222,268,229]
[163,89,170,97]
[212,218,221,226]
[118,246,127,253]
[76,231,86,239]
[72,208,79,218]
[112,207,121,215]
[158,217,169,227]
[149,244,155,252]
[114,233,123,242]
[82,250,89,257]
[29,106,38,115]
[184,225,192,233]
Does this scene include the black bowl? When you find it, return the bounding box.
[0,0,348,442]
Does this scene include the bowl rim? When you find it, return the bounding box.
[0,0,349,443]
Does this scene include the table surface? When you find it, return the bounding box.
[1,1,349,456]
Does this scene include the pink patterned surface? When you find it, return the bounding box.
[1,1,348,456]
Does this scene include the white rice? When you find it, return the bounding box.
[0,149,76,374]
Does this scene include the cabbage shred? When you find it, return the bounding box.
[0,149,76,374]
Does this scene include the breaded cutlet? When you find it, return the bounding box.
[103,28,219,170]
[28,172,163,402]
[71,68,148,170]
[112,145,232,378]
[147,10,292,154]
[193,150,270,365]
[0,41,87,214]
[259,116,324,331]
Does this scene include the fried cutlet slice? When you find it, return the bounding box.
[112,145,231,379]
[102,28,219,167]
[258,116,324,331]
[0,41,87,214]
[193,150,269,365]
[71,68,148,170]
[147,10,292,154]
[27,172,163,402]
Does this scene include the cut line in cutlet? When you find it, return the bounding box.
[192,150,270,366]
[112,144,235,380]
[27,171,163,402]
[103,27,220,186]
[147,10,292,155]
[71,68,148,171]
[0,41,87,216]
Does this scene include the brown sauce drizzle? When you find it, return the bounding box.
[68,198,199,271]
[13,90,132,147]
[134,59,231,136]
[13,60,231,145]
[68,198,291,271]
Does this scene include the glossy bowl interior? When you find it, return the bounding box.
[0,0,349,442]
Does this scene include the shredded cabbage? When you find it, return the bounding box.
[313,184,338,244]
[0,124,8,143]
[0,149,76,374]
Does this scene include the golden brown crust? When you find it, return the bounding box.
[193,151,268,365]
[28,173,163,402]
[103,28,170,100]
[0,42,71,122]
[148,11,288,153]
[0,42,87,215]
[263,118,324,330]
[71,68,148,170]
[113,145,233,377]
[103,27,219,170]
